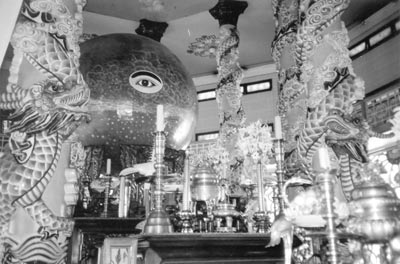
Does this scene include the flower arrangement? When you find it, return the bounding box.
[208,139,230,166]
[236,120,274,162]
[284,188,350,228]
[207,139,230,180]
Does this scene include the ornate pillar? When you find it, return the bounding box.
[271,1,386,262]
[135,18,168,42]
[272,0,366,182]
[271,0,302,157]
[209,0,248,153]
[0,0,89,263]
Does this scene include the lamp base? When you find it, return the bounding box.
[144,208,174,234]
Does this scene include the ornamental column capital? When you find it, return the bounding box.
[135,19,168,42]
[209,0,248,27]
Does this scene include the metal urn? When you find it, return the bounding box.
[347,181,400,243]
[191,165,219,202]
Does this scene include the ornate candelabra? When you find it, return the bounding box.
[144,105,173,233]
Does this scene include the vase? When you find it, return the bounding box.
[347,181,400,243]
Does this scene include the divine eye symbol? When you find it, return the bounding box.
[129,70,163,94]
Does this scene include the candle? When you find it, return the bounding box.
[257,161,265,212]
[274,115,282,140]
[156,104,164,131]
[106,159,111,175]
[182,152,190,211]
[118,176,126,217]
[314,146,331,172]
[222,163,227,180]
[123,182,131,217]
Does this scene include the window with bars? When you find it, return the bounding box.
[197,79,273,102]
[349,17,400,60]
[195,131,219,141]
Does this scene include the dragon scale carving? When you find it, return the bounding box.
[0,0,89,245]
[216,25,246,140]
[0,132,69,230]
[209,1,247,184]
[293,70,364,174]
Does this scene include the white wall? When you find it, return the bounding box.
[0,0,22,68]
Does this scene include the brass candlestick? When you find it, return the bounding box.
[179,151,194,233]
[253,160,269,233]
[143,131,173,233]
[319,170,339,264]
[101,174,111,218]
[314,147,339,264]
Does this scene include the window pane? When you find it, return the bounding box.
[196,132,219,141]
[246,81,271,93]
[197,90,216,101]
[369,27,392,47]
[349,42,366,57]
[396,20,400,31]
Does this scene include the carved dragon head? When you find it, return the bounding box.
[0,76,89,137]
[0,0,90,138]
[324,109,369,162]
[324,109,393,162]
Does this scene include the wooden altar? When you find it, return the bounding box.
[141,233,284,264]
[68,218,284,264]
[68,217,143,264]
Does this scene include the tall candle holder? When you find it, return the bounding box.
[253,160,269,233]
[318,171,339,264]
[143,131,173,233]
[179,150,194,233]
[101,159,112,218]
[314,147,339,264]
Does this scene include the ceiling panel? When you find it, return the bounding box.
[83,0,393,77]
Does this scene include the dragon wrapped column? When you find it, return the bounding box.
[209,1,248,185]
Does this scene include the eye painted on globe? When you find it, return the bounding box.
[129,70,163,93]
